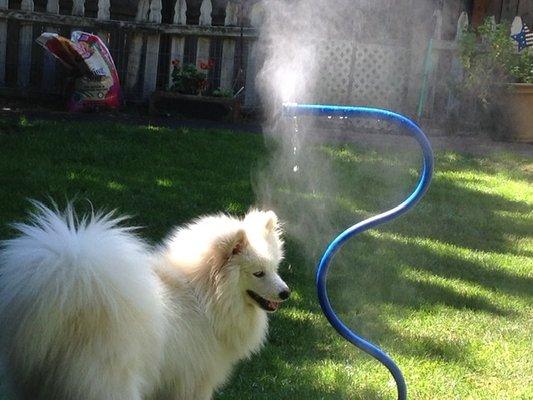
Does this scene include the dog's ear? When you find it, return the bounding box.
[212,229,247,272]
[230,229,247,256]
[265,210,278,232]
[210,229,247,277]
[217,228,247,258]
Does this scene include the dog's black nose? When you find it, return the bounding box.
[278,290,291,300]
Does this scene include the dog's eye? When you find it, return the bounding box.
[253,271,265,278]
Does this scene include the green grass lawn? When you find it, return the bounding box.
[0,118,531,399]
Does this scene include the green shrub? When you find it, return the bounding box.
[459,18,533,103]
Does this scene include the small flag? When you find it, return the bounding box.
[511,22,533,51]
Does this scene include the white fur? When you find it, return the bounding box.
[0,203,287,400]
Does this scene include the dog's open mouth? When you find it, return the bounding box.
[246,290,281,312]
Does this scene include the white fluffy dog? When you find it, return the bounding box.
[0,202,290,400]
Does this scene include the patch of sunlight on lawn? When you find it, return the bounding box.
[281,306,317,322]
[145,125,163,133]
[369,230,532,275]
[400,268,506,310]
[321,146,408,168]
[298,357,393,398]
[67,171,78,180]
[225,201,245,214]
[156,178,173,188]
[436,170,533,203]
[278,187,324,200]
[66,171,101,184]
[277,186,370,215]
[107,181,125,191]
[335,196,373,216]
[495,209,533,221]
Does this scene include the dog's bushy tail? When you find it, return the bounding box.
[0,202,166,399]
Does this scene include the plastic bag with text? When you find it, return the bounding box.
[36,31,122,111]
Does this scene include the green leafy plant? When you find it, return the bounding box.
[211,88,233,98]
[169,59,214,95]
[459,18,533,103]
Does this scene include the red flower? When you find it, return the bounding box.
[199,79,208,88]
[199,59,215,70]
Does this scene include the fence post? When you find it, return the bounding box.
[70,0,85,35]
[41,0,59,92]
[446,11,468,119]
[517,1,531,18]
[511,15,523,37]
[126,0,150,95]
[17,0,34,88]
[196,0,212,70]
[168,0,187,87]
[426,8,443,120]
[0,0,7,86]
[72,0,84,17]
[500,0,520,21]
[244,2,262,108]
[219,1,238,92]
[455,11,469,42]
[142,0,162,99]
[97,0,111,45]
[406,0,432,117]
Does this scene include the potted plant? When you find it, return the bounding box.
[149,59,240,122]
[169,59,212,95]
[459,18,533,142]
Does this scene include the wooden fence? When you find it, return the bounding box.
[0,0,261,105]
[0,0,431,115]
[0,1,529,125]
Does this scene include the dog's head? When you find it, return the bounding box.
[162,210,290,313]
[242,210,289,312]
[214,210,290,313]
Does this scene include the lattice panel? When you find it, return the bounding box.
[350,43,410,109]
[311,40,354,104]
[309,39,411,132]
[312,41,410,107]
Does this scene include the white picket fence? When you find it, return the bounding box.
[0,0,262,105]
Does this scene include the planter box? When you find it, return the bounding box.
[149,91,241,122]
[506,84,533,143]
[494,83,533,143]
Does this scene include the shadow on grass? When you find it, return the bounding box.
[269,187,531,307]
[398,178,532,258]
[320,144,532,258]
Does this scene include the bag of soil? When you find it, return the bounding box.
[36,31,121,111]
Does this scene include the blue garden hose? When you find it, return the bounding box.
[282,103,434,400]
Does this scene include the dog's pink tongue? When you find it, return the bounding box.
[268,301,280,311]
